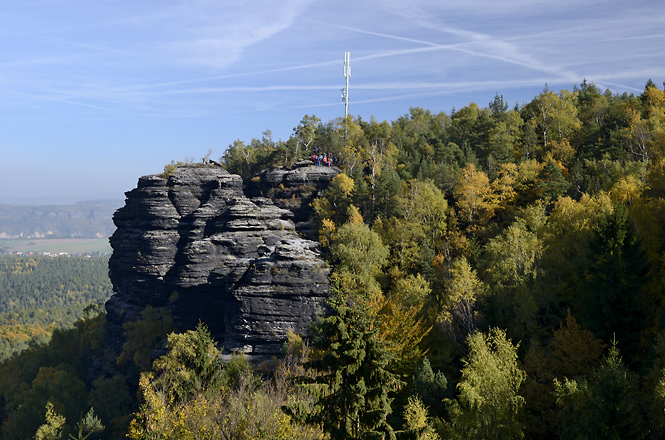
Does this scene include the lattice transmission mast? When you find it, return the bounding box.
[342,51,350,119]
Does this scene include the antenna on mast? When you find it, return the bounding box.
[342,51,350,119]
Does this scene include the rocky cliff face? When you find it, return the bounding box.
[107,164,338,357]
[246,160,340,236]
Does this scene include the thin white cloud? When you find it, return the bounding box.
[328,22,579,82]
[366,1,665,89]
[168,0,314,69]
[1,0,662,121]
[6,91,119,112]
[126,78,558,99]
[286,78,552,110]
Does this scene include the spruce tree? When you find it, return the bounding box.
[580,204,650,362]
[536,159,569,201]
[554,342,646,440]
[306,295,401,439]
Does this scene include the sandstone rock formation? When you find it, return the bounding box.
[107,164,336,358]
[246,160,340,236]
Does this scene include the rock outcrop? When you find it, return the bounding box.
[246,160,340,236]
[107,164,336,358]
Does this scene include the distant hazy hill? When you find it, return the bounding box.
[0,200,122,239]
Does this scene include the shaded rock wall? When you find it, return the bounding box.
[107,165,335,357]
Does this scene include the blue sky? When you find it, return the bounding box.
[1,0,663,203]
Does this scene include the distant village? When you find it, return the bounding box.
[0,231,112,257]
[0,249,110,257]
[0,231,108,239]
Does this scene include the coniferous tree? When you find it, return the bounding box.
[536,159,570,201]
[306,295,401,439]
[554,342,646,440]
[580,204,650,362]
[150,322,223,403]
[412,357,448,419]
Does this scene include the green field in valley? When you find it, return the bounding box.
[0,238,112,255]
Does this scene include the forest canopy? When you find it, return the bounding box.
[0,255,112,361]
[217,79,665,439]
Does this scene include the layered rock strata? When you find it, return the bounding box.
[107,165,332,357]
[246,160,340,235]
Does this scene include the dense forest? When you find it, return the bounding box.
[0,256,113,361]
[2,79,665,439]
[0,201,120,239]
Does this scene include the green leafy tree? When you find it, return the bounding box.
[339,116,369,177]
[623,106,654,164]
[573,80,610,159]
[331,218,389,298]
[391,107,450,182]
[401,396,440,440]
[538,193,612,313]
[482,215,544,341]
[129,325,320,440]
[373,169,403,220]
[68,409,104,440]
[312,173,356,230]
[438,257,485,344]
[120,305,173,371]
[87,375,132,439]
[221,139,254,179]
[364,118,398,191]
[449,103,491,158]
[484,218,541,289]
[524,87,581,151]
[444,328,526,440]
[384,179,447,277]
[488,109,524,165]
[390,273,432,309]
[1,366,88,440]
[129,324,225,440]
[33,403,104,440]
[293,114,321,160]
[34,402,65,440]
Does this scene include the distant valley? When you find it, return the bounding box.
[0,199,122,240]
